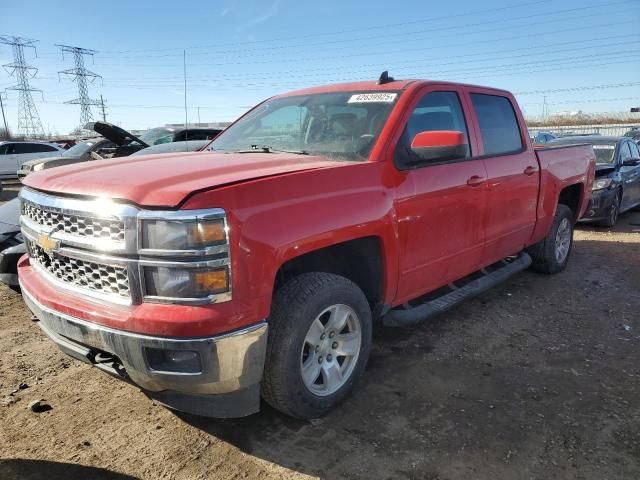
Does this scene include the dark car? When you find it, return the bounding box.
[0,197,22,289]
[547,135,640,227]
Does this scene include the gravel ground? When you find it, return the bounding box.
[0,182,639,479]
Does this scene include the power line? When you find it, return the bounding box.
[0,35,45,137]
[56,44,102,130]
[90,0,637,61]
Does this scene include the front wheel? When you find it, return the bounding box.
[598,191,621,228]
[527,204,574,274]
[262,272,372,419]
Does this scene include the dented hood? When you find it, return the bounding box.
[23,151,350,207]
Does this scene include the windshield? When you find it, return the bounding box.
[591,143,616,164]
[139,127,175,146]
[208,91,400,161]
[62,140,98,157]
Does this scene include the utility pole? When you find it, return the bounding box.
[99,94,107,122]
[0,92,8,134]
[197,106,201,125]
[0,35,45,138]
[183,49,188,130]
[542,96,548,120]
[56,44,102,132]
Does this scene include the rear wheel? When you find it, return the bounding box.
[527,204,574,274]
[262,272,372,419]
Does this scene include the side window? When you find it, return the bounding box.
[395,91,470,167]
[629,141,640,159]
[0,144,7,155]
[14,143,37,154]
[619,142,632,162]
[470,93,523,155]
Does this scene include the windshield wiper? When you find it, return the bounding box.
[236,145,309,155]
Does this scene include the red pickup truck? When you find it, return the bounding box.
[18,75,595,419]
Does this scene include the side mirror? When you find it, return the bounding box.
[410,131,468,163]
[622,158,640,167]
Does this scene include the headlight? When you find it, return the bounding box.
[143,265,230,300]
[31,163,45,172]
[592,178,613,191]
[141,218,226,251]
[139,210,231,304]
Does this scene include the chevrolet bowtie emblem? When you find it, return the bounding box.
[37,233,60,255]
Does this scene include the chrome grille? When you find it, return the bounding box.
[23,201,125,242]
[27,241,130,298]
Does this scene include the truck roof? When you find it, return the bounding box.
[278,79,513,97]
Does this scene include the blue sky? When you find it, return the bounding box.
[1,0,639,135]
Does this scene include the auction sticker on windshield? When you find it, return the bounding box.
[348,93,397,103]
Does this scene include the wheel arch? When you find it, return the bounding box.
[273,236,386,312]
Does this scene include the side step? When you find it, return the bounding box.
[382,252,532,327]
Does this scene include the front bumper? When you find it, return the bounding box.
[579,187,617,222]
[21,285,268,418]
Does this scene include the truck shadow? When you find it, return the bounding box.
[0,459,139,480]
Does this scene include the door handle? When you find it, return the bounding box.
[466,175,486,187]
[524,166,537,176]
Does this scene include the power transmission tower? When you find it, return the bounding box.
[0,35,45,138]
[56,44,102,132]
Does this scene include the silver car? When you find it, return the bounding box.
[0,141,63,180]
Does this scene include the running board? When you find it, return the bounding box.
[383,253,532,327]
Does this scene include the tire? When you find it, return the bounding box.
[262,272,372,419]
[597,191,621,228]
[527,204,574,274]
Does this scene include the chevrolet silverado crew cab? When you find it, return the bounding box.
[18,74,596,419]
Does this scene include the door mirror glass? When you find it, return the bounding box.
[410,130,468,162]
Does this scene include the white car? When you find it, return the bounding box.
[0,141,63,180]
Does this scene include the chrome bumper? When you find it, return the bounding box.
[21,285,268,417]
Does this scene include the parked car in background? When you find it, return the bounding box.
[18,138,117,180]
[547,135,640,227]
[0,141,63,181]
[18,76,595,420]
[0,197,22,290]
[130,140,209,156]
[531,131,557,144]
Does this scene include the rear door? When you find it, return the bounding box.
[466,90,540,266]
[392,87,488,302]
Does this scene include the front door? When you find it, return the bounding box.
[393,89,487,304]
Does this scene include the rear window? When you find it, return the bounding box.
[471,94,523,156]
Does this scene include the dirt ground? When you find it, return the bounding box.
[0,182,639,480]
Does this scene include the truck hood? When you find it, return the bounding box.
[23,151,353,207]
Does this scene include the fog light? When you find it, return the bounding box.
[145,348,202,373]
